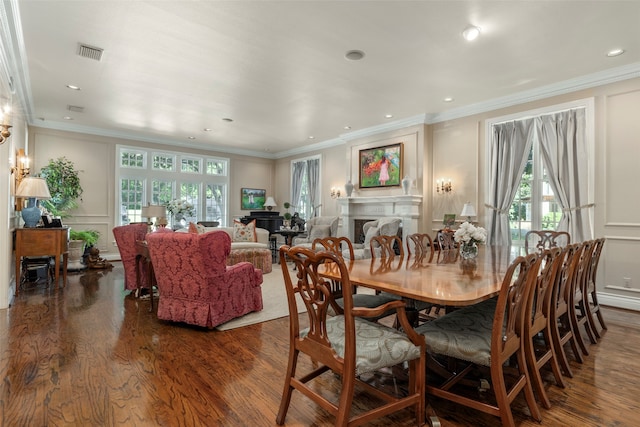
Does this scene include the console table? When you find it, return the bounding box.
[14,227,69,293]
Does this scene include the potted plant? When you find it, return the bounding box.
[68,229,100,270]
[283,202,292,228]
[39,157,83,218]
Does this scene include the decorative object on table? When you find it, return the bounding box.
[436,177,452,194]
[282,201,292,228]
[460,201,476,222]
[15,177,52,228]
[38,156,83,218]
[358,142,403,189]
[240,187,266,210]
[344,180,354,197]
[442,213,456,229]
[291,212,306,231]
[453,221,487,260]
[402,175,411,195]
[166,199,194,230]
[263,196,277,211]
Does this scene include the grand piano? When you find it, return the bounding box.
[240,211,284,235]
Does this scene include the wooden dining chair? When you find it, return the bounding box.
[276,246,426,426]
[416,253,543,427]
[524,247,567,409]
[312,236,355,299]
[435,229,456,251]
[370,234,404,259]
[549,243,584,377]
[583,237,607,338]
[524,230,571,254]
[406,233,435,262]
[571,240,598,350]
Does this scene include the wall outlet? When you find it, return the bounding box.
[624,277,632,288]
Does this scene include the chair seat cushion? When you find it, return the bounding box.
[336,292,401,309]
[416,299,497,366]
[302,315,421,376]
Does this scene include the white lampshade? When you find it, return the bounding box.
[141,206,150,218]
[15,177,51,199]
[461,202,476,221]
[264,196,277,210]
[145,205,167,218]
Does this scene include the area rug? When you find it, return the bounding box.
[215,263,304,331]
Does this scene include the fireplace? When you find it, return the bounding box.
[337,195,423,245]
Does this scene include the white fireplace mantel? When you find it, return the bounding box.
[337,195,423,243]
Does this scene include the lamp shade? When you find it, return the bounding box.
[145,205,167,218]
[264,196,277,210]
[15,177,51,199]
[461,202,476,220]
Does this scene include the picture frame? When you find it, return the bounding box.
[241,188,266,210]
[358,143,403,189]
[443,213,456,229]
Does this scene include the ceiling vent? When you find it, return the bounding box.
[67,105,84,113]
[77,43,104,61]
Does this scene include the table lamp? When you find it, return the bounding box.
[460,202,476,223]
[145,204,168,228]
[264,196,277,211]
[15,177,52,227]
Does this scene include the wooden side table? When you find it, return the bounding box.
[14,227,69,293]
[135,240,156,312]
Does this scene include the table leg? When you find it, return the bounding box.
[53,255,60,290]
[15,255,21,295]
[61,253,68,288]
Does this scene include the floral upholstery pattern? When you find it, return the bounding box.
[113,223,149,291]
[301,315,421,376]
[226,248,272,274]
[146,230,263,328]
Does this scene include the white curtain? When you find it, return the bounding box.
[306,158,320,218]
[291,160,306,211]
[537,108,593,241]
[486,119,535,246]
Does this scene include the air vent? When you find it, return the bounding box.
[77,43,104,61]
[67,105,84,113]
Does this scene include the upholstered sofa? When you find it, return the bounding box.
[291,216,340,248]
[179,222,273,273]
[146,231,263,328]
[345,217,402,260]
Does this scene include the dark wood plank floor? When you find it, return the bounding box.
[1,263,638,426]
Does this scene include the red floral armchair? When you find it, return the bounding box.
[113,223,149,292]
[146,230,264,328]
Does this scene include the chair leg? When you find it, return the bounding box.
[525,334,552,410]
[517,349,543,423]
[276,349,298,425]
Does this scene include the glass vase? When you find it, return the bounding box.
[460,241,478,260]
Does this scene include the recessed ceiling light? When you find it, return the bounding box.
[385,114,393,119]
[222,118,233,122]
[188,136,196,140]
[66,84,81,90]
[308,136,315,139]
[344,125,351,130]
[63,116,73,120]
[203,128,213,131]
[607,48,625,57]
[345,50,365,61]
[443,97,454,102]
[462,25,481,41]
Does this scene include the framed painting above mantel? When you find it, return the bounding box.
[240,188,266,210]
[358,143,403,189]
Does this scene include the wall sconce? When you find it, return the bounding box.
[330,187,341,199]
[436,178,452,194]
[11,149,30,196]
[0,106,11,144]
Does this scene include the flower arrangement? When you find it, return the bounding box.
[454,221,487,246]
[165,199,195,217]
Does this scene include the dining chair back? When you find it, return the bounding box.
[406,233,435,262]
[435,229,456,251]
[524,247,567,409]
[571,240,598,351]
[550,243,584,377]
[525,230,571,254]
[416,253,543,426]
[584,237,607,337]
[276,245,426,426]
[370,234,404,258]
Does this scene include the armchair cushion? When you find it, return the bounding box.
[146,231,264,328]
[309,224,332,240]
[292,216,339,245]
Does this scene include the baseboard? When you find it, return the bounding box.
[599,292,640,312]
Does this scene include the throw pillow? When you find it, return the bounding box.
[233,219,257,242]
[363,226,380,247]
[309,224,331,240]
[188,222,206,234]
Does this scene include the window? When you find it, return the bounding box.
[116,146,229,227]
[291,156,320,220]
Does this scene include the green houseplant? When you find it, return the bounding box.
[283,202,292,226]
[69,229,100,248]
[39,157,83,218]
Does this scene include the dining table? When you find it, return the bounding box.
[320,245,525,308]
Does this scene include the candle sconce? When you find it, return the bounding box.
[11,149,31,210]
[436,178,452,194]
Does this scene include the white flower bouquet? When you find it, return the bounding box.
[454,221,487,246]
[165,199,195,217]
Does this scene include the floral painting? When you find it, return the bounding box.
[358,143,403,189]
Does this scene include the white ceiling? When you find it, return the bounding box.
[9,1,640,158]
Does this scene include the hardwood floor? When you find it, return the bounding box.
[1,263,638,426]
